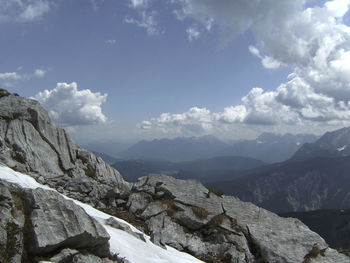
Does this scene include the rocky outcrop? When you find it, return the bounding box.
[117,174,349,263]
[0,94,131,210]
[28,188,110,257]
[0,180,121,263]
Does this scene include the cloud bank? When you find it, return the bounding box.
[138,0,350,135]
[34,82,108,126]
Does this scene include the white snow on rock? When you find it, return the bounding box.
[337,145,347,151]
[0,164,203,263]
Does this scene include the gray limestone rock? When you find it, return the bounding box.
[147,212,187,251]
[133,174,350,262]
[126,192,152,213]
[49,248,80,263]
[140,201,165,219]
[0,182,25,263]
[71,254,117,263]
[105,217,146,242]
[27,188,110,257]
[0,94,131,209]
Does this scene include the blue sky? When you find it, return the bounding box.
[1,0,350,143]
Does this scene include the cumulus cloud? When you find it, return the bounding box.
[138,0,350,134]
[0,0,51,22]
[34,69,47,78]
[138,107,213,134]
[34,82,108,126]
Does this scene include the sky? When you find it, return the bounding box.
[1,0,350,144]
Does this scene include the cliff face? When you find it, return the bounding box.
[0,93,131,210]
[0,91,349,263]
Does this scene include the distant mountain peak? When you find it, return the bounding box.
[293,126,350,160]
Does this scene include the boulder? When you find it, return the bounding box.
[27,188,110,257]
[0,182,25,263]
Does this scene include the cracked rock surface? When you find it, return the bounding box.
[123,173,350,263]
[0,94,131,211]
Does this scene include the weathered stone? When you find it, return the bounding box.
[172,202,212,230]
[49,248,80,263]
[71,253,116,263]
[0,181,13,209]
[0,94,131,209]
[140,201,165,219]
[126,192,152,213]
[134,174,224,215]
[222,195,350,263]
[27,188,110,258]
[0,182,25,263]
[105,217,146,242]
[146,212,187,251]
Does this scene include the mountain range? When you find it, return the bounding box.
[119,135,228,161]
[219,132,318,163]
[112,156,266,182]
[116,132,318,163]
[210,127,350,213]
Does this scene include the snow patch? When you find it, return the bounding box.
[337,145,347,151]
[0,165,203,263]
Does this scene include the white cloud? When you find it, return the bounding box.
[34,69,47,78]
[138,107,213,134]
[124,10,163,35]
[18,0,50,22]
[105,39,116,45]
[0,72,22,80]
[34,82,108,126]
[186,25,201,41]
[129,0,149,9]
[248,45,282,69]
[137,0,350,134]
[325,0,350,18]
[0,0,51,22]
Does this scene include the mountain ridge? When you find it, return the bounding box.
[293,126,350,160]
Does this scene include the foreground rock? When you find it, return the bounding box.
[0,180,121,263]
[120,174,350,263]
